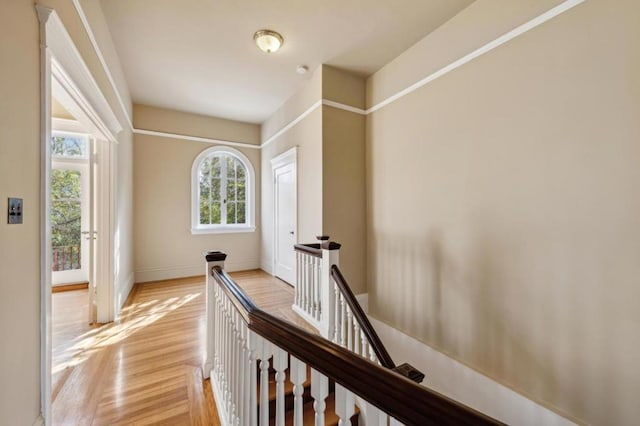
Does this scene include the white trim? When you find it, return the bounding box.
[270,146,298,169]
[322,99,366,115]
[191,146,256,234]
[355,293,368,313]
[116,272,135,311]
[191,225,256,235]
[51,117,86,133]
[134,127,260,149]
[70,0,133,129]
[366,0,586,114]
[37,7,54,425]
[261,100,322,148]
[135,259,259,283]
[369,317,578,425]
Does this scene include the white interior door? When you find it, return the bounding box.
[273,154,297,285]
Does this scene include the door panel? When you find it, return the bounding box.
[274,163,296,285]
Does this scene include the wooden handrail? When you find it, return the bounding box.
[330,264,396,369]
[210,266,502,425]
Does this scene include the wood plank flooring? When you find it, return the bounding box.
[51,270,313,425]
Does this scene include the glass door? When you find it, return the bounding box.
[51,132,90,286]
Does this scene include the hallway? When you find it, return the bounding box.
[52,276,219,425]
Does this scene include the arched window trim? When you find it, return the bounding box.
[191,146,256,234]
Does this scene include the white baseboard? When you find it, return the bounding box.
[135,259,260,283]
[116,272,135,311]
[355,293,368,313]
[368,316,577,426]
[32,415,44,426]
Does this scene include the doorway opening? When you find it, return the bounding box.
[39,6,123,424]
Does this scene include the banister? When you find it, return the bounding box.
[330,264,396,370]
[209,266,502,425]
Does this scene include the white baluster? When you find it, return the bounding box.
[334,384,355,426]
[346,308,353,351]
[340,295,347,347]
[304,255,310,313]
[272,346,289,426]
[258,337,271,426]
[360,329,368,359]
[290,356,307,426]
[333,283,340,343]
[366,402,389,426]
[311,368,328,426]
[353,322,361,356]
[313,257,320,320]
[315,259,322,320]
[295,252,300,307]
[390,417,404,426]
[248,331,258,426]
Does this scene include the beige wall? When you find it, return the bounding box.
[366,0,640,424]
[260,66,367,295]
[261,109,323,273]
[322,106,366,293]
[0,0,134,423]
[133,106,261,280]
[135,104,260,145]
[0,1,41,423]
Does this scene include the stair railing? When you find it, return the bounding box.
[294,237,422,382]
[292,236,340,337]
[203,251,501,426]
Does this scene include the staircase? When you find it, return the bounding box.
[204,248,502,425]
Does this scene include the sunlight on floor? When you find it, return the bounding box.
[53,292,201,375]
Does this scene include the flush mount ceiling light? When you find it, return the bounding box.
[253,29,283,53]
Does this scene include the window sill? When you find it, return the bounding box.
[191,226,256,235]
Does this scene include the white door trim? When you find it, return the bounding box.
[37,6,122,424]
[271,147,298,281]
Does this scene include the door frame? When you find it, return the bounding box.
[37,6,122,425]
[271,147,298,282]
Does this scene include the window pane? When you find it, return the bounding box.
[211,178,221,201]
[51,169,82,271]
[211,156,221,177]
[51,135,87,157]
[226,202,236,224]
[236,164,245,180]
[200,199,210,224]
[226,156,236,178]
[237,179,245,202]
[236,202,246,224]
[226,179,236,202]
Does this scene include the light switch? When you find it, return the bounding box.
[8,198,23,224]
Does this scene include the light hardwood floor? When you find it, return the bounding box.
[51,270,309,425]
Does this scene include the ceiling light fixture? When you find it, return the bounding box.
[253,29,283,53]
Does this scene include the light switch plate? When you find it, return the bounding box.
[8,197,23,224]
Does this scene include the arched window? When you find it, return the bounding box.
[191,146,255,234]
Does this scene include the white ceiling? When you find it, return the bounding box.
[100,0,474,123]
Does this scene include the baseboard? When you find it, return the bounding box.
[116,272,135,311]
[368,317,577,426]
[32,414,44,426]
[355,293,368,313]
[135,259,260,283]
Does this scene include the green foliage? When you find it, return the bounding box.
[51,135,86,157]
[51,169,81,247]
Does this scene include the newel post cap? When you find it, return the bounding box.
[204,250,227,262]
[316,235,341,250]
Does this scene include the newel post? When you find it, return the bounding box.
[318,236,341,340]
[203,250,227,378]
